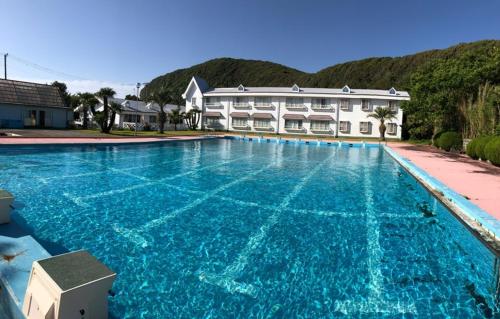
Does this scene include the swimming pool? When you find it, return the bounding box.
[0,138,498,318]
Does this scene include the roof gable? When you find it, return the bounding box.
[292,84,300,92]
[182,76,210,98]
[342,85,351,94]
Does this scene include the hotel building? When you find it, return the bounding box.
[182,76,410,139]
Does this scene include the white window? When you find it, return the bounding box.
[361,99,370,111]
[389,100,398,112]
[387,123,397,135]
[339,121,350,132]
[232,118,248,127]
[124,114,141,123]
[238,84,245,91]
[284,119,303,129]
[292,84,300,92]
[310,121,329,131]
[205,97,221,106]
[342,85,350,93]
[359,122,370,133]
[254,97,272,107]
[206,117,219,126]
[191,97,197,106]
[285,97,304,108]
[312,98,330,109]
[389,87,396,95]
[254,119,271,128]
[233,97,249,107]
[340,99,349,110]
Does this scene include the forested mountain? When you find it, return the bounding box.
[141,40,500,139]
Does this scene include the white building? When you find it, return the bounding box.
[182,76,410,139]
[76,97,185,130]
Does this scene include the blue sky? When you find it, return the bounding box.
[1,0,499,97]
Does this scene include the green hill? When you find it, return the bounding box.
[141,40,499,99]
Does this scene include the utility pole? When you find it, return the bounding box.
[3,53,7,79]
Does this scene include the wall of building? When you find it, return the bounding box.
[0,103,70,128]
[187,95,404,139]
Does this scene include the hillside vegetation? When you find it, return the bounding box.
[142,40,500,139]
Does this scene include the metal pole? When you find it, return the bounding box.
[3,53,7,79]
[135,83,140,136]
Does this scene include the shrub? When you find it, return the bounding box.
[437,132,462,152]
[475,136,495,160]
[432,131,445,148]
[484,137,500,166]
[466,138,479,159]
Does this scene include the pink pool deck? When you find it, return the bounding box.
[388,143,500,220]
[0,135,214,145]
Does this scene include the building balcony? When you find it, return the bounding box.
[285,104,307,110]
[284,127,306,133]
[205,102,223,108]
[311,105,334,110]
[233,103,251,109]
[254,103,273,109]
[232,125,251,130]
[254,126,274,131]
[310,128,333,134]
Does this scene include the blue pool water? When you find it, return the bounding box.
[0,138,498,318]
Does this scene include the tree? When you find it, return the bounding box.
[170,108,185,131]
[77,92,99,129]
[184,109,201,130]
[367,107,397,141]
[146,90,170,134]
[125,94,139,101]
[52,81,72,107]
[94,87,118,133]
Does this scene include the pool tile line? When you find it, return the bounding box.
[67,155,254,206]
[112,163,276,247]
[197,150,339,298]
[333,163,417,315]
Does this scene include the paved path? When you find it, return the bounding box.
[388,143,500,220]
[0,135,216,145]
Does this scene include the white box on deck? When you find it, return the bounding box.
[22,250,116,319]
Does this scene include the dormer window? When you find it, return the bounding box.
[342,85,351,94]
[237,84,245,92]
[389,87,397,95]
[292,84,300,92]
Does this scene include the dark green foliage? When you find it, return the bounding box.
[476,136,495,160]
[432,131,446,148]
[437,132,463,151]
[484,137,500,166]
[142,41,500,102]
[466,138,480,159]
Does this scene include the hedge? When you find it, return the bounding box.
[437,132,462,152]
[484,137,500,166]
[432,131,445,148]
[466,138,480,159]
[476,136,495,160]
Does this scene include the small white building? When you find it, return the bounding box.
[182,76,410,139]
[76,97,185,130]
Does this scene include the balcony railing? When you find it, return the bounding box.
[311,104,334,110]
[254,125,273,130]
[205,102,223,108]
[254,103,273,108]
[285,104,306,109]
[232,124,250,130]
[233,102,251,108]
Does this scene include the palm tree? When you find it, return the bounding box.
[170,108,185,131]
[367,106,397,141]
[185,109,202,130]
[77,92,99,129]
[146,90,170,134]
[95,88,117,133]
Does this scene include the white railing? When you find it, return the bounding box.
[254,103,273,108]
[285,104,306,109]
[311,104,333,110]
[254,125,273,130]
[233,102,251,108]
[205,102,223,108]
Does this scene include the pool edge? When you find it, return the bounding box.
[383,145,500,254]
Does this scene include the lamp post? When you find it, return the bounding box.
[134,83,141,136]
